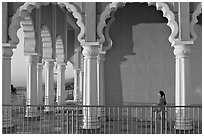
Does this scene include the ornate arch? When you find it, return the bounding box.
[190,2,202,41]
[20,15,36,54]
[97,2,179,51]
[41,25,53,60]
[9,2,85,48]
[56,35,65,63]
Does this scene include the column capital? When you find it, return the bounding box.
[26,55,38,65]
[44,59,55,68]
[173,41,193,58]
[74,69,80,74]
[2,43,13,59]
[57,63,66,71]
[97,53,106,64]
[81,41,100,59]
[37,63,44,71]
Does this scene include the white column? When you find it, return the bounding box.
[37,63,44,105]
[56,63,66,105]
[74,69,80,103]
[79,71,84,103]
[25,55,39,117]
[97,53,106,120]
[44,60,55,111]
[80,55,84,103]
[2,43,13,128]
[173,42,193,130]
[82,42,100,129]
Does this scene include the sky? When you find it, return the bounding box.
[11,26,74,87]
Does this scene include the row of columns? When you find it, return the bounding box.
[24,55,69,114]
[81,41,194,130]
[3,40,193,130]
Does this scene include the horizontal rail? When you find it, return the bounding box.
[2,105,202,134]
[2,104,202,108]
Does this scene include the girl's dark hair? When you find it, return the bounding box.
[159,90,167,105]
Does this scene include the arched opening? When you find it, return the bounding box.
[104,3,174,106]
[10,2,81,105]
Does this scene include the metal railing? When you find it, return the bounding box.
[2,105,202,134]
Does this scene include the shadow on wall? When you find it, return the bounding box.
[105,3,168,106]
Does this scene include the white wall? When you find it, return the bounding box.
[11,27,74,87]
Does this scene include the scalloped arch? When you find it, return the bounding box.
[97,2,179,51]
[9,2,85,48]
[190,2,202,41]
[41,25,53,60]
[56,35,65,63]
[21,15,36,54]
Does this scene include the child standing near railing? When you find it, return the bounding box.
[153,90,167,134]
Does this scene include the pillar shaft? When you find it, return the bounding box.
[79,71,84,103]
[56,63,66,105]
[74,69,80,103]
[97,53,105,106]
[44,60,55,111]
[173,42,193,130]
[2,43,13,128]
[97,53,106,120]
[25,55,39,117]
[80,55,84,103]
[37,63,43,105]
[82,42,100,129]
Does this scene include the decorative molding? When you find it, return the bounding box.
[56,35,65,63]
[41,25,53,60]
[190,2,202,41]
[97,2,179,49]
[21,16,37,55]
[9,2,85,48]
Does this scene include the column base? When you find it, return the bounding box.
[174,118,193,130]
[25,107,40,118]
